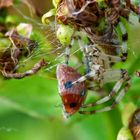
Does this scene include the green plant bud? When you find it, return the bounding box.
[117,127,134,140]
[42,9,56,25]
[56,24,74,46]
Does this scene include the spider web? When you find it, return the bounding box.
[1,0,140,121]
[8,2,140,79]
[10,4,82,78]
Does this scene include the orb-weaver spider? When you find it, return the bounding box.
[57,42,130,117]
[54,0,139,117]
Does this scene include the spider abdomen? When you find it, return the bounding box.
[56,64,86,116]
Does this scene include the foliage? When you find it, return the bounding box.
[0,0,140,140]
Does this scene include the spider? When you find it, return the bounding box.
[56,0,140,63]
[0,29,46,79]
[56,40,130,117]
[54,0,140,117]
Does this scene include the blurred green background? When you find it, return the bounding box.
[0,0,140,140]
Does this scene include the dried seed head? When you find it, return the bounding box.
[56,64,86,116]
[129,109,140,140]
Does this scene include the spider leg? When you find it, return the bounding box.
[65,44,72,65]
[64,35,76,65]
[79,70,130,114]
[78,38,91,73]
[125,0,140,21]
[118,22,128,61]
[79,87,129,114]
[71,63,102,87]
[91,48,124,69]
[98,53,121,62]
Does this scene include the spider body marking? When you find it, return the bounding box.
[56,64,86,117]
